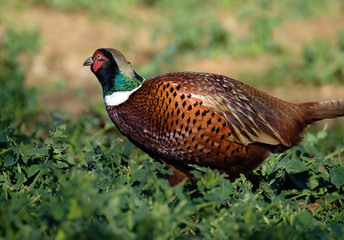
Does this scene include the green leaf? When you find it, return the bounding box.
[54,161,69,169]
[121,140,135,156]
[27,147,49,156]
[84,150,96,162]
[166,168,174,175]
[131,169,147,183]
[0,128,11,143]
[51,124,67,138]
[285,159,308,174]
[16,171,27,187]
[308,175,319,189]
[262,182,276,199]
[330,166,344,188]
[294,211,313,228]
[219,180,234,198]
[2,154,15,167]
[27,164,41,178]
[152,161,165,171]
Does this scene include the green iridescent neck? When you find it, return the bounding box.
[104,71,144,96]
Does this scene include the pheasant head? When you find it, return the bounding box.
[83,48,144,106]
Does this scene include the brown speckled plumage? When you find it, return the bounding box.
[85,49,344,185]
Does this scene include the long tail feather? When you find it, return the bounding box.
[299,98,344,124]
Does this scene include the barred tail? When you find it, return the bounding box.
[298,98,344,124]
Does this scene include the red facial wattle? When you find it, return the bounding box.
[92,51,109,72]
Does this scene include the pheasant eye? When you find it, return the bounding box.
[96,54,102,60]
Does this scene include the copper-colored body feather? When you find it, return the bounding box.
[106,72,344,185]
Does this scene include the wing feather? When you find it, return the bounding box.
[188,74,289,146]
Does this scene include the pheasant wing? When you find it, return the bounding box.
[185,73,289,146]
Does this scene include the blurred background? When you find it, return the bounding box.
[1,0,344,126]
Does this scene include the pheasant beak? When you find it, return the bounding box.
[83,56,94,66]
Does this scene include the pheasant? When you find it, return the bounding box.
[84,48,344,185]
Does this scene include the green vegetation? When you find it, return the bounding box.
[244,30,344,86]
[1,0,344,239]
[296,31,344,85]
[0,27,41,126]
